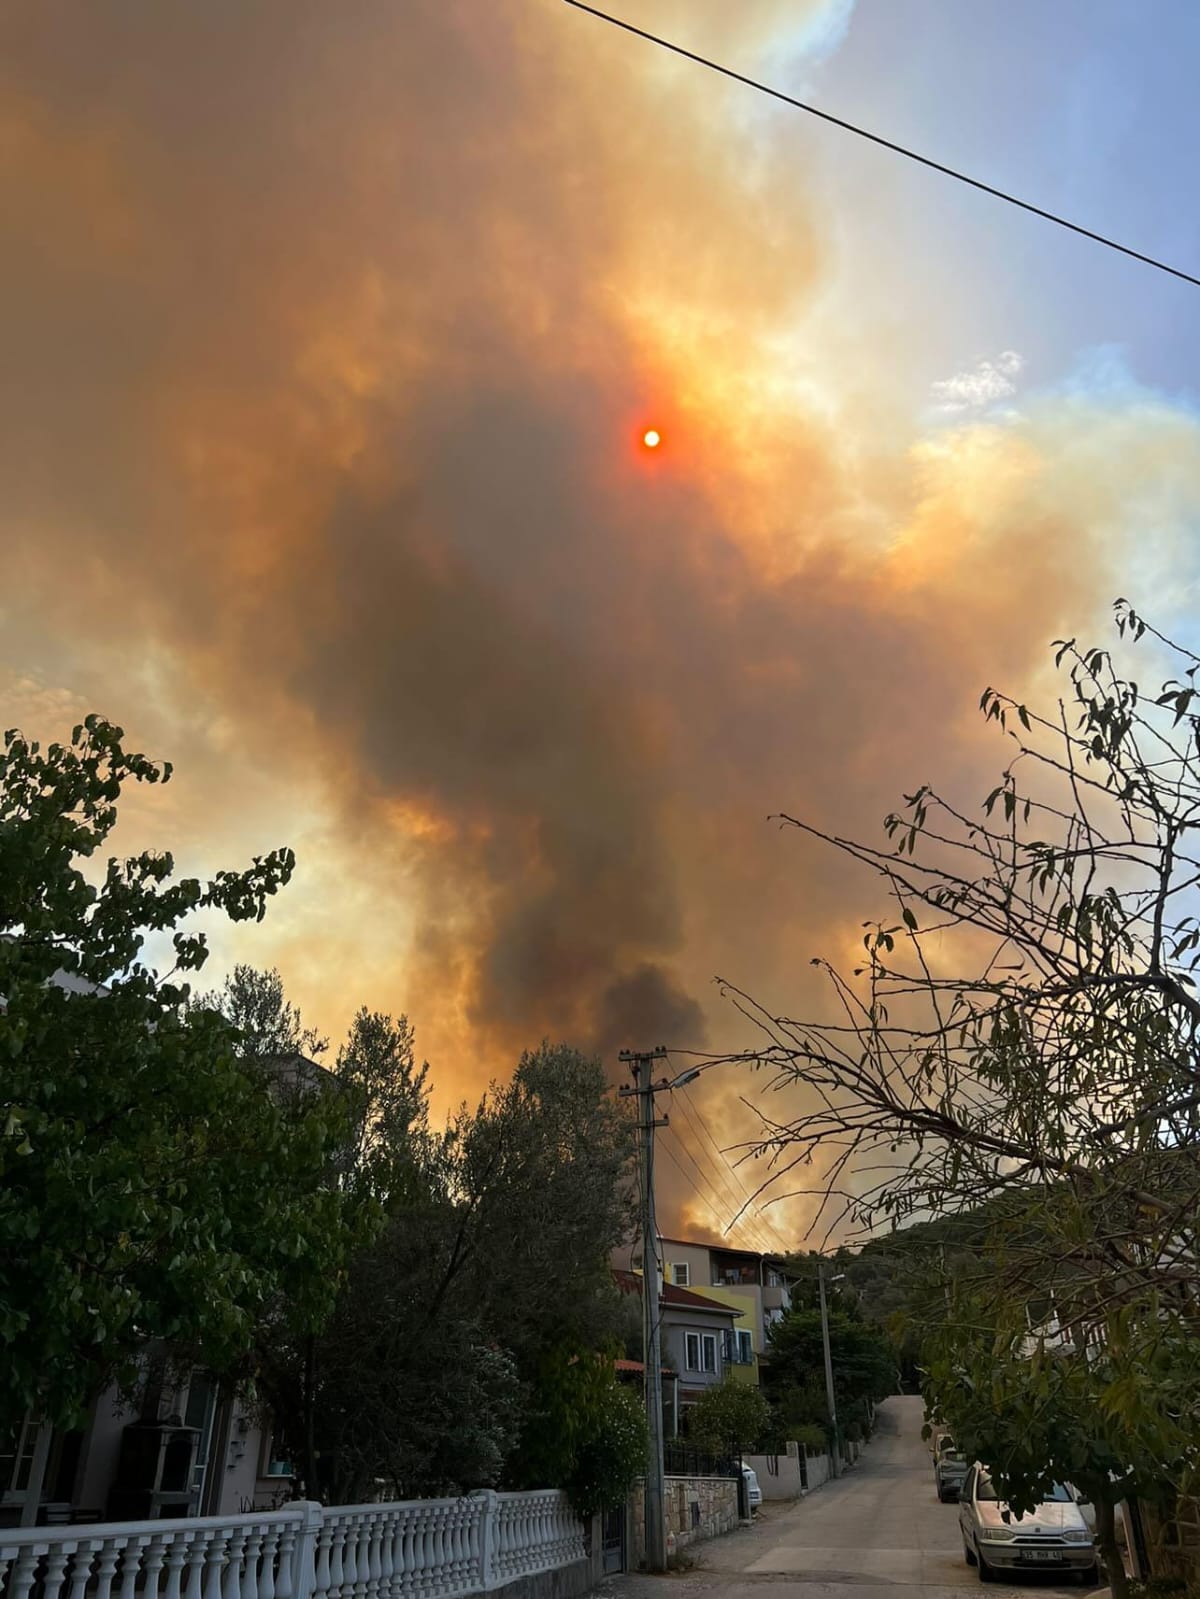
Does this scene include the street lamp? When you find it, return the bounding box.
[818,1264,845,1477]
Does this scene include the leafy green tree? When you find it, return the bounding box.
[922,1293,1199,1599]
[0,718,357,1432]
[444,1043,638,1366]
[508,1350,646,1515]
[765,1309,894,1445]
[336,1006,431,1201]
[256,1032,637,1501]
[687,1378,770,1458]
[198,963,329,1062]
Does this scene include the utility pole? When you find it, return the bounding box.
[818,1262,843,1479]
[619,1049,702,1573]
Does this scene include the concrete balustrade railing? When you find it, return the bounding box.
[0,1491,585,1599]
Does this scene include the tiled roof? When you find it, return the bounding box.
[614,1358,677,1378]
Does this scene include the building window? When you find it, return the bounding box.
[722,1330,755,1365]
[672,1263,690,1287]
[685,1333,719,1373]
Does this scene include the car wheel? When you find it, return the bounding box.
[1077,1566,1100,1587]
[963,1540,977,1568]
[976,1546,995,1582]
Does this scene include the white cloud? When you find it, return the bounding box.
[930,350,1024,414]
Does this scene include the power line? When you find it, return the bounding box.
[659,1124,776,1254]
[561,0,1200,291]
[674,1088,794,1256]
[659,1112,780,1260]
[668,1100,764,1242]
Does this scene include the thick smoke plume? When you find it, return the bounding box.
[2,1,1198,1241]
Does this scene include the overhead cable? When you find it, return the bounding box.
[562,0,1200,290]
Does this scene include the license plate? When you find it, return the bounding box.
[1018,1549,1063,1562]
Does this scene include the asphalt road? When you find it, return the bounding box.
[608,1395,1090,1599]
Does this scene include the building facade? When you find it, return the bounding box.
[617,1238,796,1389]
[613,1268,745,1424]
[1,1367,293,1528]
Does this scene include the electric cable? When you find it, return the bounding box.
[562,0,1200,289]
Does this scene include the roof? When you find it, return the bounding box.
[659,1235,793,1269]
[612,1267,742,1319]
[614,1358,677,1380]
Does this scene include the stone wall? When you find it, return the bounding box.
[629,1475,739,1566]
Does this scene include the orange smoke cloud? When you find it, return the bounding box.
[1,1,1198,1246]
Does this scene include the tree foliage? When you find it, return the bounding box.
[922,1286,1200,1599]
[198,963,329,1063]
[507,1350,646,1516]
[764,1307,894,1445]
[0,718,357,1430]
[687,1378,770,1456]
[251,1030,639,1502]
[719,603,1200,1321]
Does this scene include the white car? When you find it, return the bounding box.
[741,1464,762,1511]
[959,1465,1099,1584]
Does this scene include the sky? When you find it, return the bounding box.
[2,0,1199,1250]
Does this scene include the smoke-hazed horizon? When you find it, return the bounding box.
[3,0,1199,1246]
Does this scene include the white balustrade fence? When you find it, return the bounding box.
[0,1491,585,1599]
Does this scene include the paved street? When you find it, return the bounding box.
[609,1396,1090,1599]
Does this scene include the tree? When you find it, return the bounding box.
[336,1006,431,1202]
[507,1350,647,1516]
[688,1378,770,1458]
[0,718,357,1432]
[764,1308,895,1445]
[922,1288,1199,1599]
[255,1033,638,1501]
[717,602,1200,1328]
[198,963,329,1062]
[444,1043,638,1367]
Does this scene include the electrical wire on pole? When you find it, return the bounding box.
[672,1087,794,1256]
[663,1122,778,1256]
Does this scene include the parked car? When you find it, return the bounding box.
[741,1464,762,1511]
[935,1442,969,1502]
[959,1465,1099,1584]
[928,1421,953,1457]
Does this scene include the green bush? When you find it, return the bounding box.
[508,1351,646,1516]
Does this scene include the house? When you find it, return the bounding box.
[615,1238,797,1388]
[612,1269,744,1427]
[1,1367,294,1528]
[2,1034,337,1527]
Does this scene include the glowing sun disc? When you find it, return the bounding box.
[642,429,661,448]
